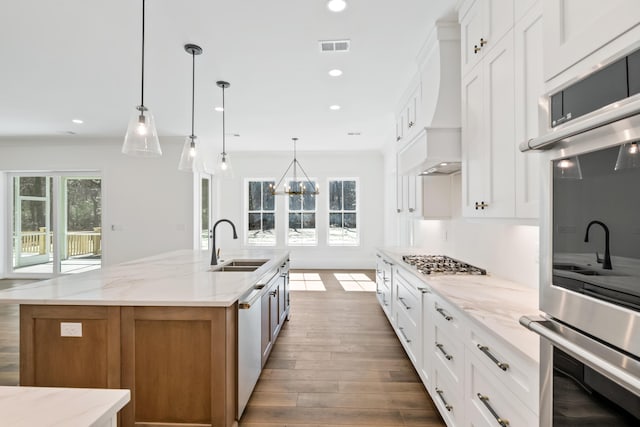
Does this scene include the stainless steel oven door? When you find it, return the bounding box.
[539,112,640,356]
[521,316,640,426]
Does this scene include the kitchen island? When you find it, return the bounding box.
[0,249,290,427]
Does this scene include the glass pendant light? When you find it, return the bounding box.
[327,0,347,12]
[122,0,162,157]
[554,156,583,179]
[178,44,203,172]
[269,138,319,196]
[614,141,640,171]
[215,81,233,178]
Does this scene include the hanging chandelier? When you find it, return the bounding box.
[269,138,319,196]
[178,43,203,171]
[122,0,162,157]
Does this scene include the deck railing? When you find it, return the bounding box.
[18,228,102,257]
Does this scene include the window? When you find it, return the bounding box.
[328,179,358,245]
[200,176,211,250]
[287,180,317,245]
[247,180,276,245]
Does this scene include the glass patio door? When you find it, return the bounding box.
[10,173,102,277]
[13,176,53,271]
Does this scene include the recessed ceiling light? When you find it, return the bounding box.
[214,107,224,112]
[72,119,83,124]
[328,69,343,77]
[327,0,347,12]
[329,105,341,110]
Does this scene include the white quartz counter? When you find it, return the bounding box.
[379,248,541,364]
[0,386,129,427]
[0,249,289,307]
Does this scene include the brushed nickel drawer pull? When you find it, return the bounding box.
[477,393,509,426]
[418,287,431,294]
[399,297,411,310]
[477,344,509,371]
[398,327,411,343]
[436,343,453,360]
[436,307,453,321]
[435,388,453,411]
[480,37,488,47]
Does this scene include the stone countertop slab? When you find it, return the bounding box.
[0,249,289,307]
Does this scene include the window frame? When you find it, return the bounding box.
[244,178,277,247]
[327,177,360,247]
[285,178,319,247]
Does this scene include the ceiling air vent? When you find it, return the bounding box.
[319,39,350,53]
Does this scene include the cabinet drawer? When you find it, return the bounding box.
[394,271,421,326]
[433,322,463,384]
[466,350,538,427]
[432,296,463,336]
[395,307,420,367]
[468,324,538,413]
[432,359,463,427]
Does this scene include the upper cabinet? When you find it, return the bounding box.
[461,31,515,217]
[543,0,640,82]
[514,3,543,218]
[395,82,421,143]
[460,0,514,77]
[460,0,543,219]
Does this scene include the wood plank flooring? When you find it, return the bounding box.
[0,273,445,426]
[239,270,445,427]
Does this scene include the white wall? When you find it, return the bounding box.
[214,150,385,269]
[0,138,194,273]
[408,174,540,288]
[0,172,6,277]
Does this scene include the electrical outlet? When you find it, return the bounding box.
[60,322,82,337]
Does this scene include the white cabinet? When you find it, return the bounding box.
[375,254,393,322]
[461,31,515,217]
[460,0,514,76]
[514,3,543,218]
[395,82,421,143]
[543,0,640,82]
[393,268,423,367]
[376,259,539,426]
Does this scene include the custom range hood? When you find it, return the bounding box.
[397,21,461,176]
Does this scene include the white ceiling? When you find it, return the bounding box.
[0,0,456,152]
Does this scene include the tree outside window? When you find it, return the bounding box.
[287,180,317,245]
[328,179,359,246]
[247,180,276,245]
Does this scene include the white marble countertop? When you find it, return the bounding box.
[379,248,541,364]
[0,386,129,427]
[0,249,289,307]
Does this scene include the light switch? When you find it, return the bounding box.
[60,322,82,337]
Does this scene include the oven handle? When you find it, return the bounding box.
[519,315,640,396]
[519,96,640,152]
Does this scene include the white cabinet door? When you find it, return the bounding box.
[460,0,514,76]
[543,0,640,81]
[514,3,543,219]
[462,31,515,217]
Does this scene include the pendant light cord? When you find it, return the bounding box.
[222,85,226,155]
[191,50,195,137]
[140,0,146,107]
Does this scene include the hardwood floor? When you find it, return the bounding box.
[0,273,445,426]
[239,270,445,427]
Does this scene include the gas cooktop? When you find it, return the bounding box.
[402,255,486,276]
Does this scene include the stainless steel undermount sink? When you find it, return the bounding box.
[210,259,268,273]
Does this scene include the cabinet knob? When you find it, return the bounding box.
[474,44,481,54]
[408,208,415,213]
[480,37,488,47]
[408,121,414,128]
[396,136,402,142]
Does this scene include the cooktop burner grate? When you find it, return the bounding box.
[402,255,486,276]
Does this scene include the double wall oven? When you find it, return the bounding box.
[520,44,640,425]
